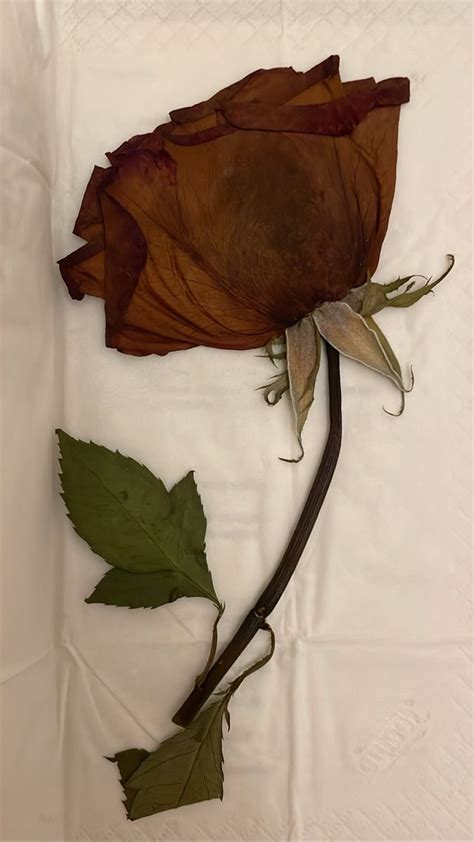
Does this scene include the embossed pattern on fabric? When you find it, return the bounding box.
[1,1,472,840]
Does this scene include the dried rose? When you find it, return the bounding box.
[60,56,453,458]
[58,54,410,358]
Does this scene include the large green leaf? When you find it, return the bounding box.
[57,430,220,608]
[119,697,229,820]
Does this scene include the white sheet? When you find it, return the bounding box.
[1,1,472,840]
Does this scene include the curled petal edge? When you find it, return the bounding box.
[221,77,410,136]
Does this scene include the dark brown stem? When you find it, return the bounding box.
[172,342,342,727]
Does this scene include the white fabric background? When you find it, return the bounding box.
[1,1,472,840]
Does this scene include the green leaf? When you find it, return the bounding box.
[57,430,220,608]
[123,697,229,819]
[109,748,150,815]
[111,625,275,819]
[282,315,321,462]
[313,303,410,393]
[85,568,210,608]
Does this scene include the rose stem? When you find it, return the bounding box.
[172,342,342,727]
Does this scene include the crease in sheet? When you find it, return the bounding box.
[65,640,157,741]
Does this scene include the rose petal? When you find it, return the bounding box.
[106,118,379,342]
[109,324,196,356]
[98,191,147,347]
[107,127,166,164]
[58,59,410,359]
[166,113,222,138]
[103,148,278,353]
[286,68,343,106]
[164,55,342,147]
[341,79,407,275]
[222,77,409,135]
[170,55,340,124]
[73,165,111,239]
[108,57,341,158]
[58,166,112,299]
[160,122,235,147]
[58,238,104,299]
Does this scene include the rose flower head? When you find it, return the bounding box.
[59,55,453,458]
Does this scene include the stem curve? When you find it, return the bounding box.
[173,342,342,727]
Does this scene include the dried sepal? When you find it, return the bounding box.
[361,254,454,316]
[258,371,289,406]
[281,316,322,462]
[259,337,286,366]
[364,314,413,416]
[313,302,411,394]
[341,284,367,313]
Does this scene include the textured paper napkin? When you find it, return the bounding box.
[1,1,472,840]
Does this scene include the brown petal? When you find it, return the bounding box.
[222,77,409,135]
[166,113,222,138]
[73,165,111,239]
[103,148,278,353]
[59,60,410,357]
[58,165,112,299]
[108,324,196,356]
[159,122,235,147]
[230,54,340,105]
[170,55,340,124]
[98,191,147,347]
[108,56,342,155]
[344,79,407,276]
[107,127,166,164]
[110,128,376,326]
[58,238,104,300]
[169,69,266,124]
[286,67,343,105]
[163,55,342,147]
